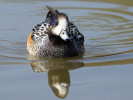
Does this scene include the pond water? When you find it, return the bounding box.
[0,0,133,100]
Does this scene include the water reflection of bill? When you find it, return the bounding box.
[28,55,84,98]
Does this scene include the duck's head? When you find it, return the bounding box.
[46,6,72,41]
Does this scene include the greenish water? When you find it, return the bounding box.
[0,0,133,100]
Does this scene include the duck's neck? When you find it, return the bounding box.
[48,34,71,45]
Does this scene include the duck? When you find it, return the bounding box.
[27,6,84,58]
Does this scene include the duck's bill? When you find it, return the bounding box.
[59,30,71,41]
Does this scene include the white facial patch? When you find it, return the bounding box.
[51,18,71,41]
[52,18,68,35]
[59,18,68,31]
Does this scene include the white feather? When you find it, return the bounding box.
[52,18,71,41]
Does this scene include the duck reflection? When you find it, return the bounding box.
[48,69,70,98]
[28,55,84,99]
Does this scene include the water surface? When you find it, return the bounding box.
[0,0,133,100]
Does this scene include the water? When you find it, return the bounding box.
[0,0,133,100]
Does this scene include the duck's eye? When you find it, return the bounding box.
[55,22,58,26]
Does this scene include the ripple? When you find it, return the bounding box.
[73,2,133,63]
[0,1,133,66]
[0,61,24,65]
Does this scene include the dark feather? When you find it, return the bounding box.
[46,6,57,15]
